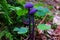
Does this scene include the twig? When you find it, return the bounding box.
[40,14,47,24]
[24,35,29,40]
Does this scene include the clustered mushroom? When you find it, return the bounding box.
[24,2,37,40]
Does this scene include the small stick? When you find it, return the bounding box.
[40,14,47,24]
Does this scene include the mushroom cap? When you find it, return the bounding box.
[29,8,37,15]
[24,2,33,8]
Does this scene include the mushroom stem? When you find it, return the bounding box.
[31,14,35,40]
[28,8,31,40]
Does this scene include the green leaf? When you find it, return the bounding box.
[13,27,28,34]
[15,7,22,16]
[0,29,13,40]
[15,7,27,16]
[0,4,2,11]
[10,6,16,11]
[17,27,28,34]
[35,11,46,17]
[0,0,13,25]
[48,6,53,10]
[22,9,28,15]
[16,0,25,5]
[35,6,50,17]
[34,2,45,8]
[47,11,52,15]
[0,30,6,39]
[13,27,20,31]
[37,24,51,30]
[5,32,13,40]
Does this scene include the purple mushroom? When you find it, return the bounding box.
[24,2,37,40]
[24,2,33,9]
[29,8,37,15]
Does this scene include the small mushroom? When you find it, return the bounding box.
[29,8,37,15]
[24,2,33,9]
